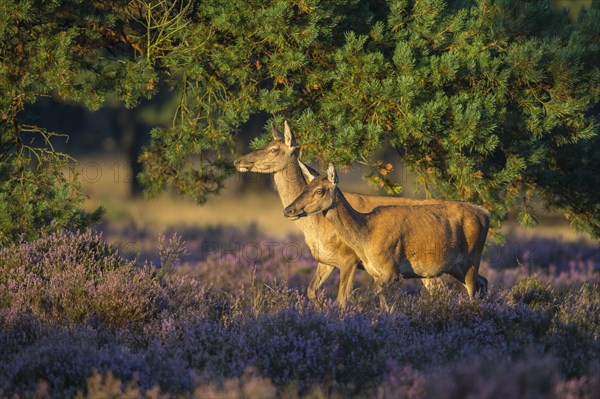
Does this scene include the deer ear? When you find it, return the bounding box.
[272,123,284,140]
[327,163,338,185]
[284,120,297,149]
[298,160,317,183]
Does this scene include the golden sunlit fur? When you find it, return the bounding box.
[285,163,490,307]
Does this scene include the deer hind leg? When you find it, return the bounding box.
[307,262,336,304]
[464,265,478,300]
[470,250,487,298]
[476,275,488,298]
[447,266,476,299]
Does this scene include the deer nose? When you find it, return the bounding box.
[233,158,253,171]
[284,206,305,220]
[283,206,295,218]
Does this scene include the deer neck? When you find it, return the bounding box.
[325,189,368,253]
[273,159,322,237]
[273,158,306,208]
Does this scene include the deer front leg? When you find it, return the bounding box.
[336,259,358,308]
[377,282,390,312]
[307,262,336,304]
[375,270,395,312]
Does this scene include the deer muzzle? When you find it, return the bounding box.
[283,205,306,221]
[234,158,254,172]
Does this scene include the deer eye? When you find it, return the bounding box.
[315,188,324,195]
[269,147,279,154]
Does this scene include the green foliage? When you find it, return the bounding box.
[311,0,600,235]
[0,1,129,244]
[2,0,600,242]
[138,0,600,237]
[0,155,102,245]
[136,0,369,201]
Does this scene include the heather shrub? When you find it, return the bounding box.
[555,369,600,399]
[485,234,600,274]
[157,233,188,280]
[76,368,277,399]
[3,328,191,396]
[549,283,600,376]
[0,312,45,385]
[553,283,600,340]
[484,233,600,289]
[158,273,229,323]
[235,293,399,394]
[75,370,161,399]
[509,274,556,310]
[426,353,561,399]
[376,362,426,399]
[5,329,102,397]
[403,284,478,330]
[1,226,600,397]
[332,313,386,392]
[173,318,250,379]
[243,307,338,386]
[0,230,160,329]
[192,367,277,399]
[498,275,556,341]
[111,223,320,297]
[380,285,503,365]
[0,229,122,278]
[240,275,308,316]
[373,337,596,399]
[175,235,317,296]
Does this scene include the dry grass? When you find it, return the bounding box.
[77,156,291,236]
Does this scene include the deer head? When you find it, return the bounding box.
[284,163,338,220]
[234,120,298,173]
